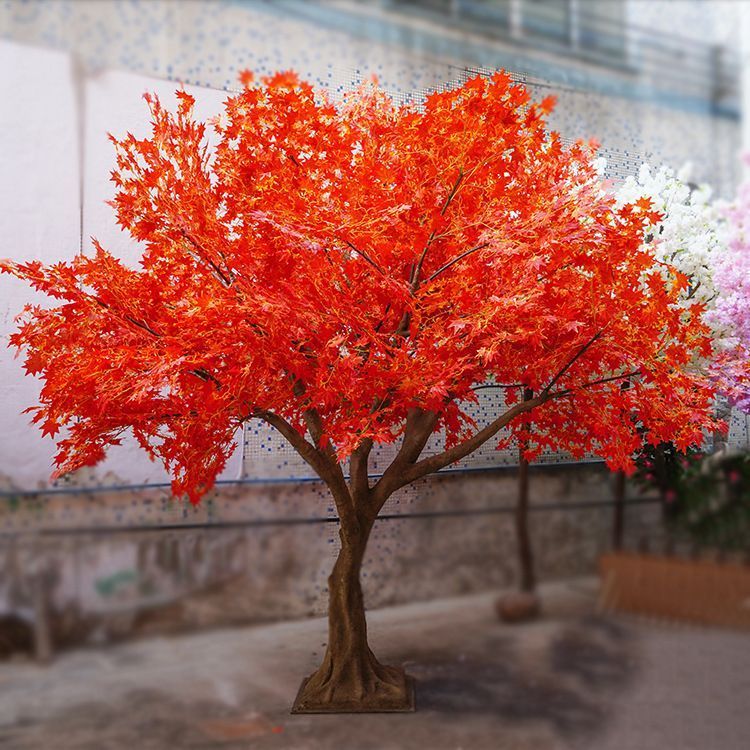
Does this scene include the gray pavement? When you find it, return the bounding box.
[0,578,748,749]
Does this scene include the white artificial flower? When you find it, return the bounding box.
[613,163,727,330]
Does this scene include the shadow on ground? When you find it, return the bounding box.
[406,616,634,736]
[0,614,637,750]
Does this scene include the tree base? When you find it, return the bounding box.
[496,591,541,623]
[290,668,416,714]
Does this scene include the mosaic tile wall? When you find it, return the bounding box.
[1,463,656,647]
[0,0,741,190]
[728,410,750,453]
[242,389,603,482]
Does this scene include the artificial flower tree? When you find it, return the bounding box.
[608,163,728,534]
[1,71,721,712]
[621,160,749,550]
[709,159,750,413]
[613,163,725,315]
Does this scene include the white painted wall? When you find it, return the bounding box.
[0,41,79,489]
[0,42,242,490]
[81,69,242,487]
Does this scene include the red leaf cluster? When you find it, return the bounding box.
[1,71,720,503]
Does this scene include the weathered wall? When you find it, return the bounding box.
[0,464,658,650]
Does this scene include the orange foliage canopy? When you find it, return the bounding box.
[2,71,720,503]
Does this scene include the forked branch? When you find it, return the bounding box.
[410,169,465,293]
[540,331,603,397]
[388,392,550,491]
[427,241,490,283]
[251,408,354,525]
[341,239,387,277]
[374,359,635,498]
[179,229,233,288]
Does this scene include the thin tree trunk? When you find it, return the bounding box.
[613,377,630,549]
[516,387,536,593]
[612,470,626,550]
[293,510,410,712]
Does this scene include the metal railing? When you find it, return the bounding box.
[367,0,740,113]
[0,494,660,538]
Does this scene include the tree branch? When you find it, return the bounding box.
[250,408,355,530]
[289,375,340,464]
[540,330,603,398]
[536,262,572,284]
[289,375,352,519]
[251,409,329,478]
[373,303,391,334]
[398,408,439,464]
[179,229,233,287]
[349,438,373,499]
[408,170,465,294]
[554,369,641,398]
[189,367,222,390]
[391,393,550,490]
[472,382,523,392]
[372,360,640,502]
[393,310,412,339]
[426,241,490,284]
[123,314,160,338]
[92,296,161,338]
[370,407,439,507]
[686,279,702,300]
[441,169,464,215]
[410,231,436,293]
[340,239,386,277]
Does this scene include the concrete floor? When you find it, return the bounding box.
[0,578,748,749]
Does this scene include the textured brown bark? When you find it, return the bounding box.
[292,511,412,712]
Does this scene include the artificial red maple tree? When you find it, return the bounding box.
[2,70,721,711]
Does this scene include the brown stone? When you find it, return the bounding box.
[495,591,541,623]
[0,615,33,658]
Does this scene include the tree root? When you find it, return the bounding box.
[292,649,413,712]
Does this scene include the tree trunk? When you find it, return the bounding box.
[516,445,536,593]
[292,512,413,712]
[497,388,540,622]
[516,387,536,593]
[612,470,626,551]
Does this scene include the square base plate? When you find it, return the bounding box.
[290,675,416,714]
